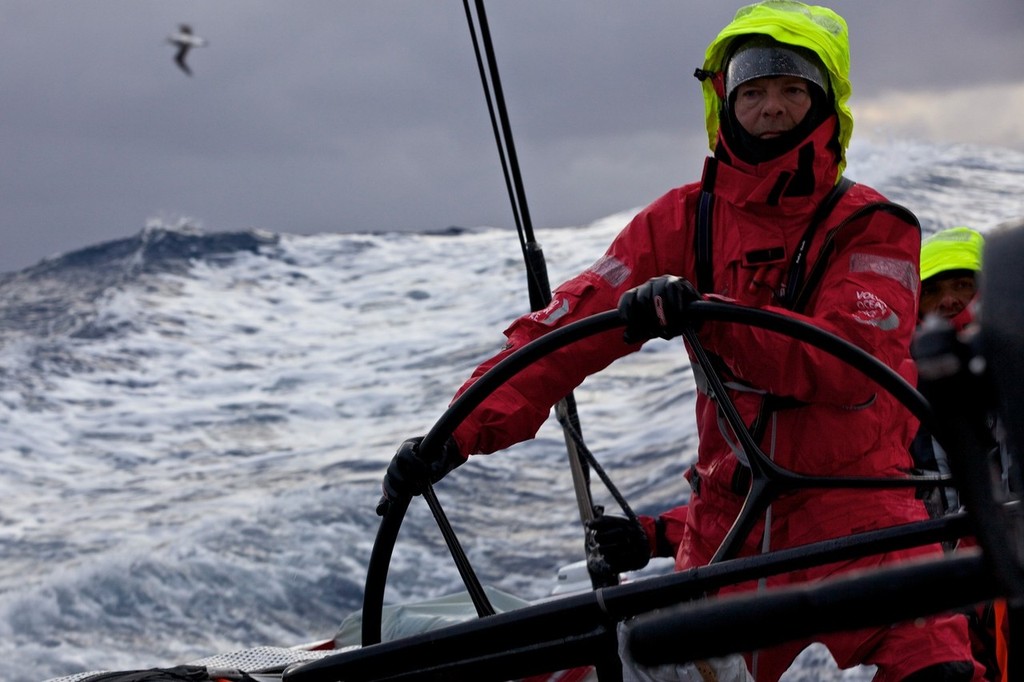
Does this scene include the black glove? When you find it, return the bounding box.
[618,275,702,343]
[379,436,463,513]
[585,514,651,575]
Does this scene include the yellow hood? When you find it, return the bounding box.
[700,1,853,175]
[920,227,985,282]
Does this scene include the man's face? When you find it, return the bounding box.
[920,272,978,320]
[732,76,813,138]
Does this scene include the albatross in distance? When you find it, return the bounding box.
[167,24,207,76]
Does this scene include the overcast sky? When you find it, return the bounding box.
[2,1,1023,274]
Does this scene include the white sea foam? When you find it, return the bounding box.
[2,139,1022,682]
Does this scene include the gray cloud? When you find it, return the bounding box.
[2,1,1022,273]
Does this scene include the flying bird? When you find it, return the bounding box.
[167,24,207,76]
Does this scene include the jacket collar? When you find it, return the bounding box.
[705,115,841,216]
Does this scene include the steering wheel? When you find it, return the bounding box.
[360,300,969,648]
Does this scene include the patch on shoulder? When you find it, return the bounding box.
[850,253,918,295]
[588,255,631,287]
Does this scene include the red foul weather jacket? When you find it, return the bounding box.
[451,115,928,569]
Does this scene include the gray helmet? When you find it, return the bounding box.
[725,35,828,102]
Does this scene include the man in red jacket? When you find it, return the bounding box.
[381,2,983,680]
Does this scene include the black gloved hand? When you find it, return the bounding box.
[618,275,702,344]
[379,436,463,514]
[585,514,651,575]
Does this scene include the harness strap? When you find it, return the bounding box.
[791,201,919,314]
[695,160,718,294]
[778,176,854,309]
[693,173,853,300]
[693,175,856,484]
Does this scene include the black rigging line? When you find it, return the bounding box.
[462,0,553,310]
[461,0,618,597]
[463,3,527,246]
